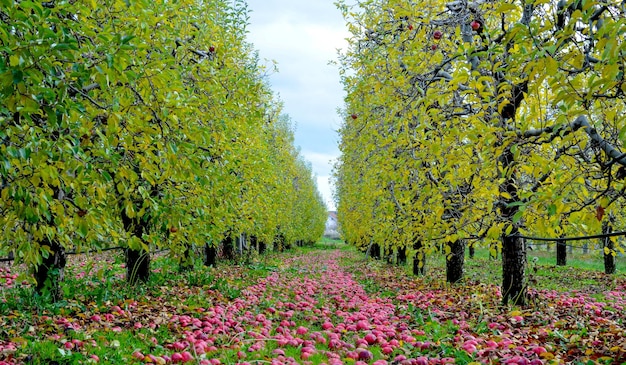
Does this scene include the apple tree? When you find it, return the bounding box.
[335,0,626,304]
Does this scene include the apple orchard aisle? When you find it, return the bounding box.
[165,251,410,364]
[156,250,626,365]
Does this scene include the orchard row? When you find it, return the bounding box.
[0,0,327,300]
[333,0,626,304]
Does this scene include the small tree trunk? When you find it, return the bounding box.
[121,206,151,284]
[370,243,380,259]
[385,247,393,264]
[583,243,589,254]
[222,235,236,259]
[274,233,286,252]
[34,238,66,302]
[179,244,194,272]
[412,240,425,276]
[502,232,527,306]
[258,241,266,254]
[397,246,407,265]
[556,239,567,266]
[468,242,475,259]
[126,248,150,284]
[602,220,616,275]
[446,240,465,283]
[204,243,217,267]
[250,235,258,252]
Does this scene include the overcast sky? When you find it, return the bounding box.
[244,0,350,211]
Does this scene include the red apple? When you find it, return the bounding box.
[350,113,358,120]
[170,226,178,233]
[471,20,481,31]
[595,205,605,221]
[171,353,183,363]
[431,44,438,50]
[209,46,216,53]
[433,30,443,40]
[408,24,413,30]
[364,333,377,344]
[357,349,373,361]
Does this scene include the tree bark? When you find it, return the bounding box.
[502,232,527,306]
[121,208,151,284]
[370,243,380,259]
[412,240,425,276]
[499,146,527,306]
[397,246,407,265]
[34,238,66,302]
[602,220,616,274]
[249,235,258,253]
[222,235,236,259]
[204,243,217,267]
[556,239,567,266]
[468,242,475,259]
[179,244,194,272]
[125,248,150,284]
[446,239,465,283]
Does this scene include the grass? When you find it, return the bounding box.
[1,240,625,364]
[338,242,625,294]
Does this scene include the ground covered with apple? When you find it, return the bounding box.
[0,245,625,364]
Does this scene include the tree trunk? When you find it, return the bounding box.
[602,220,616,275]
[385,247,393,264]
[34,238,66,302]
[499,146,527,306]
[468,242,475,259]
[250,235,258,253]
[179,244,194,272]
[222,235,236,259]
[446,240,465,283]
[397,246,407,265]
[274,233,285,252]
[258,241,266,254]
[370,243,380,259]
[204,243,217,267]
[412,240,425,276]
[556,239,567,266]
[126,248,150,284]
[582,243,589,254]
[502,232,527,306]
[121,205,151,284]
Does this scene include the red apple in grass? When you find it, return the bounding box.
[433,30,443,40]
[471,20,481,31]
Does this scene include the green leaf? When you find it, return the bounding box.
[12,69,23,84]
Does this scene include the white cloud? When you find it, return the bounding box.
[317,175,336,211]
[245,0,348,212]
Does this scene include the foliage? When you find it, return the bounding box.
[334,0,626,304]
[0,0,326,285]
